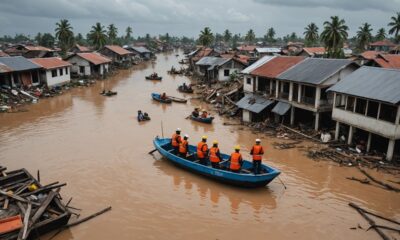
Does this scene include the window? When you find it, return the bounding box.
[246,78,251,84]
[335,94,345,108]
[346,96,355,111]
[367,101,379,118]
[51,69,57,77]
[355,98,367,115]
[59,68,63,76]
[65,67,69,74]
[379,103,397,123]
[80,66,85,74]
[224,69,230,76]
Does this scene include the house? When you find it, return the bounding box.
[238,56,305,122]
[125,46,153,60]
[355,51,381,66]
[328,67,400,161]
[255,47,282,57]
[370,54,400,69]
[70,44,91,53]
[0,56,41,87]
[188,47,220,70]
[4,44,55,58]
[275,58,359,130]
[98,45,133,67]
[30,57,71,87]
[369,40,396,52]
[297,47,326,57]
[236,45,257,57]
[195,57,246,82]
[66,53,111,78]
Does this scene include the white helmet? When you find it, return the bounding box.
[184,134,189,138]
[256,138,261,143]
[176,128,181,131]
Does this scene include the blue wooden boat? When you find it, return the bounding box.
[190,115,214,124]
[151,93,172,103]
[153,137,281,188]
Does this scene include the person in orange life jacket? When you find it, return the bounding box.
[209,140,222,169]
[171,128,182,154]
[197,136,209,165]
[250,139,264,174]
[179,134,189,158]
[229,145,243,173]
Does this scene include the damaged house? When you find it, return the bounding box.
[66,53,111,78]
[30,57,71,87]
[98,45,133,67]
[125,46,153,60]
[195,57,246,83]
[69,44,91,54]
[4,44,55,58]
[328,67,400,161]
[0,56,41,87]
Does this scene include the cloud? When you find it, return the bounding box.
[253,0,400,12]
[226,8,251,23]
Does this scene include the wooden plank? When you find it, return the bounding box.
[30,191,57,225]
[20,183,65,197]
[21,203,32,240]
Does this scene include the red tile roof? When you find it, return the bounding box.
[237,45,257,52]
[76,53,111,65]
[373,54,400,69]
[30,57,71,70]
[360,51,381,60]
[104,45,132,55]
[76,44,90,52]
[0,50,9,57]
[370,39,396,47]
[193,48,214,62]
[302,47,326,56]
[24,45,52,51]
[250,56,305,78]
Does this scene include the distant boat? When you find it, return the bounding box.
[151,93,172,103]
[153,137,281,188]
[145,75,162,80]
[177,85,193,93]
[190,115,214,124]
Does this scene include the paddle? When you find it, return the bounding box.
[148,149,157,155]
[278,176,287,189]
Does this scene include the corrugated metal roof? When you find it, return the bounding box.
[370,39,396,47]
[241,56,275,74]
[236,93,274,113]
[105,45,132,55]
[301,47,326,56]
[277,58,355,85]
[129,46,151,54]
[373,54,400,69]
[328,66,400,105]
[0,56,41,71]
[251,56,305,78]
[30,57,71,70]
[74,53,112,65]
[255,47,281,53]
[195,57,228,67]
[360,51,380,60]
[0,50,9,57]
[272,101,291,115]
[0,63,13,73]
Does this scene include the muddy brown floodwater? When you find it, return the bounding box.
[0,51,399,240]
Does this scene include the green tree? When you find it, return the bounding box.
[245,29,256,44]
[126,26,133,40]
[290,32,298,41]
[223,29,232,44]
[388,12,400,42]
[232,34,240,49]
[107,24,118,45]
[40,33,55,48]
[304,23,319,47]
[35,33,42,45]
[320,16,349,58]
[198,27,214,47]
[88,22,107,50]
[75,33,86,45]
[356,23,373,51]
[375,28,386,41]
[265,27,276,43]
[55,19,74,56]
[215,33,223,43]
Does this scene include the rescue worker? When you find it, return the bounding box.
[161,92,167,100]
[201,110,208,118]
[197,136,208,165]
[192,108,199,117]
[229,145,243,173]
[171,128,182,154]
[179,134,189,158]
[209,140,222,169]
[250,139,264,174]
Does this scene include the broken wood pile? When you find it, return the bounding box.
[0,166,111,240]
[272,140,303,150]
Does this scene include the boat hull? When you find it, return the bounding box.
[151,93,172,103]
[153,137,280,188]
[145,76,162,80]
[190,115,214,124]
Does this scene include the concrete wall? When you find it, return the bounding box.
[242,110,251,122]
[45,67,71,87]
[332,107,400,139]
[68,56,91,76]
[243,74,254,92]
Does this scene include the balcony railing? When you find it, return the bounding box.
[279,92,289,100]
[301,96,315,105]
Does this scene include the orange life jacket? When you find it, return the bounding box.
[197,142,208,158]
[209,147,220,163]
[171,134,181,147]
[251,145,264,161]
[179,139,188,154]
[230,152,242,170]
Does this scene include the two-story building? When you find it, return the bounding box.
[328,67,400,161]
[98,45,133,67]
[195,57,246,83]
[30,57,71,87]
[66,53,111,78]
[275,58,359,130]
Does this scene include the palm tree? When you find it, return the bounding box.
[55,19,74,55]
[107,24,118,44]
[223,29,232,44]
[198,27,214,47]
[89,22,107,50]
[320,16,349,58]
[356,23,373,51]
[126,26,133,40]
[375,28,386,41]
[304,23,319,47]
[265,27,276,43]
[245,29,256,44]
[388,12,400,42]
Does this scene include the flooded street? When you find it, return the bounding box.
[0,51,399,240]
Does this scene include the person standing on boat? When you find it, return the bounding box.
[137,110,144,121]
[209,140,221,169]
[197,136,209,165]
[171,128,182,154]
[229,145,243,173]
[179,134,189,158]
[250,139,264,174]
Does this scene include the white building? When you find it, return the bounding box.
[195,57,246,83]
[30,57,71,87]
[328,67,400,161]
[66,53,111,78]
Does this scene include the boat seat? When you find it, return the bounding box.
[241,169,252,174]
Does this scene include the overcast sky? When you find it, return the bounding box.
[0,0,399,38]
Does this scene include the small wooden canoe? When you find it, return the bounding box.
[177,86,193,93]
[151,93,172,103]
[190,115,214,124]
[100,91,117,96]
[145,76,162,81]
[153,137,281,188]
[168,96,187,103]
